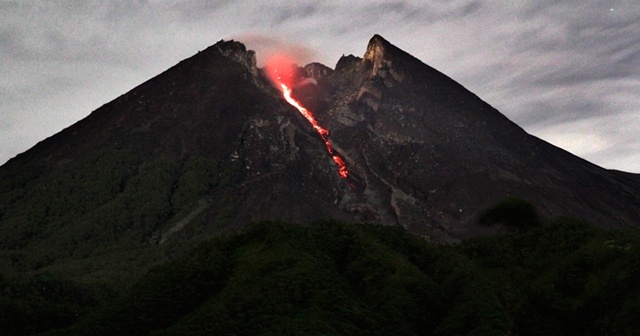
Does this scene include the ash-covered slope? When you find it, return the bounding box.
[0,39,352,263]
[310,35,640,238]
[1,34,639,271]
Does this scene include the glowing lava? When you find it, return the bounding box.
[266,54,348,179]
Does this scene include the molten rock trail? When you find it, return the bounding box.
[266,54,348,179]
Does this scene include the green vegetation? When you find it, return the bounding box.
[1,218,638,335]
[0,148,239,280]
[2,172,639,336]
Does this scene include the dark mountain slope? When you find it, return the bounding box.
[0,39,356,283]
[1,35,639,282]
[312,35,640,238]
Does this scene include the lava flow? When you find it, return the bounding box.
[265,54,348,179]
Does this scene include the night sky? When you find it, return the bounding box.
[2,1,639,172]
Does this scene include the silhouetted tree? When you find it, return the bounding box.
[478,197,540,229]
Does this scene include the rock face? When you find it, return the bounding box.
[1,34,639,253]
[320,35,640,240]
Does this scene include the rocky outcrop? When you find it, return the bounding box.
[212,39,259,76]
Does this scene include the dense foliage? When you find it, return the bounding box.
[2,218,639,335]
[0,150,239,285]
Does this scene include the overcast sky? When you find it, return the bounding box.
[2,1,639,172]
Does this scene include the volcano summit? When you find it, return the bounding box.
[1,34,640,258]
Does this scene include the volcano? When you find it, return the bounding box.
[1,34,640,266]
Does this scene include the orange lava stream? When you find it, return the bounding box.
[280,83,349,179]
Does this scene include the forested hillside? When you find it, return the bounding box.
[2,217,639,335]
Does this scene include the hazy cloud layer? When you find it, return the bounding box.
[1,1,639,172]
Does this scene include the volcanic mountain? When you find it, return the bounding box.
[1,34,639,273]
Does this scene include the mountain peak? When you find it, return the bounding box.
[363,35,391,72]
[210,39,258,75]
[365,34,391,53]
[362,34,414,84]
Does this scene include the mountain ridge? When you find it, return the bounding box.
[1,34,639,257]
